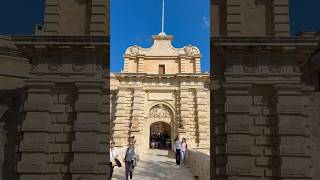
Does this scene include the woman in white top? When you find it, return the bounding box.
[110,141,119,179]
[174,136,182,166]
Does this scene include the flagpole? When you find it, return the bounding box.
[162,0,165,34]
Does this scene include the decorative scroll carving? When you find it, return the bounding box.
[149,104,171,118]
[48,59,62,71]
[269,60,282,73]
[31,64,40,71]
[72,61,85,72]
[129,45,139,56]
[243,59,258,73]
[293,66,300,73]
[184,45,198,57]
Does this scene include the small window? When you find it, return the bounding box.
[159,65,165,74]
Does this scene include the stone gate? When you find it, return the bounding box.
[110,34,210,154]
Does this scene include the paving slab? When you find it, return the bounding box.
[112,149,196,180]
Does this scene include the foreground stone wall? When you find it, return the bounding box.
[212,37,318,180]
[186,149,210,180]
[10,36,109,180]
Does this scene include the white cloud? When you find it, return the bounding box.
[202,16,210,28]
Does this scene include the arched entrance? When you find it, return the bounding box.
[150,121,171,149]
[141,103,177,152]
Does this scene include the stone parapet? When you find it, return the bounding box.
[186,149,210,180]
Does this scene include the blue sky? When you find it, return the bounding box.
[0,1,320,72]
[110,0,210,72]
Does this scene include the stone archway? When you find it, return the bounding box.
[141,103,177,151]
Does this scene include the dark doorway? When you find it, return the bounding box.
[150,122,171,149]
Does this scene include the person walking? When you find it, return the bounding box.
[124,141,139,180]
[110,141,119,179]
[181,138,188,166]
[174,136,182,166]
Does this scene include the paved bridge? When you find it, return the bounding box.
[112,149,196,180]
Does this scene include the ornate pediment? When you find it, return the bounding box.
[149,104,171,118]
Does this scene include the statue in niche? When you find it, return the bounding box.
[149,104,171,118]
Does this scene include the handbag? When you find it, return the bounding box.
[132,159,137,167]
[115,158,122,167]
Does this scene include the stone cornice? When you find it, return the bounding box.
[212,36,320,44]
[10,36,109,51]
[212,37,320,52]
[112,73,210,79]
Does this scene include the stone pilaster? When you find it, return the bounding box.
[130,88,145,148]
[180,56,187,73]
[70,82,107,180]
[18,82,55,180]
[90,0,109,36]
[113,88,133,147]
[179,88,190,138]
[195,57,201,73]
[275,85,312,180]
[195,89,209,150]
[223,84,259,179]
[273,0,290,36]
[123,57,130,73]
[137,56,144,74]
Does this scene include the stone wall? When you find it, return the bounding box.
[211,0,290,36]
[186,149,210,180]
[212,37,317,180]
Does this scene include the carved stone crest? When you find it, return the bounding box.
[129,45,139,56]
[184,45,198,57]
[149,104,171,118]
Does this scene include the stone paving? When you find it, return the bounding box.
[112,149,196,180]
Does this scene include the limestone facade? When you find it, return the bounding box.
[0,0,110,180]
[110,35,210,153]
[211,0,320,179]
